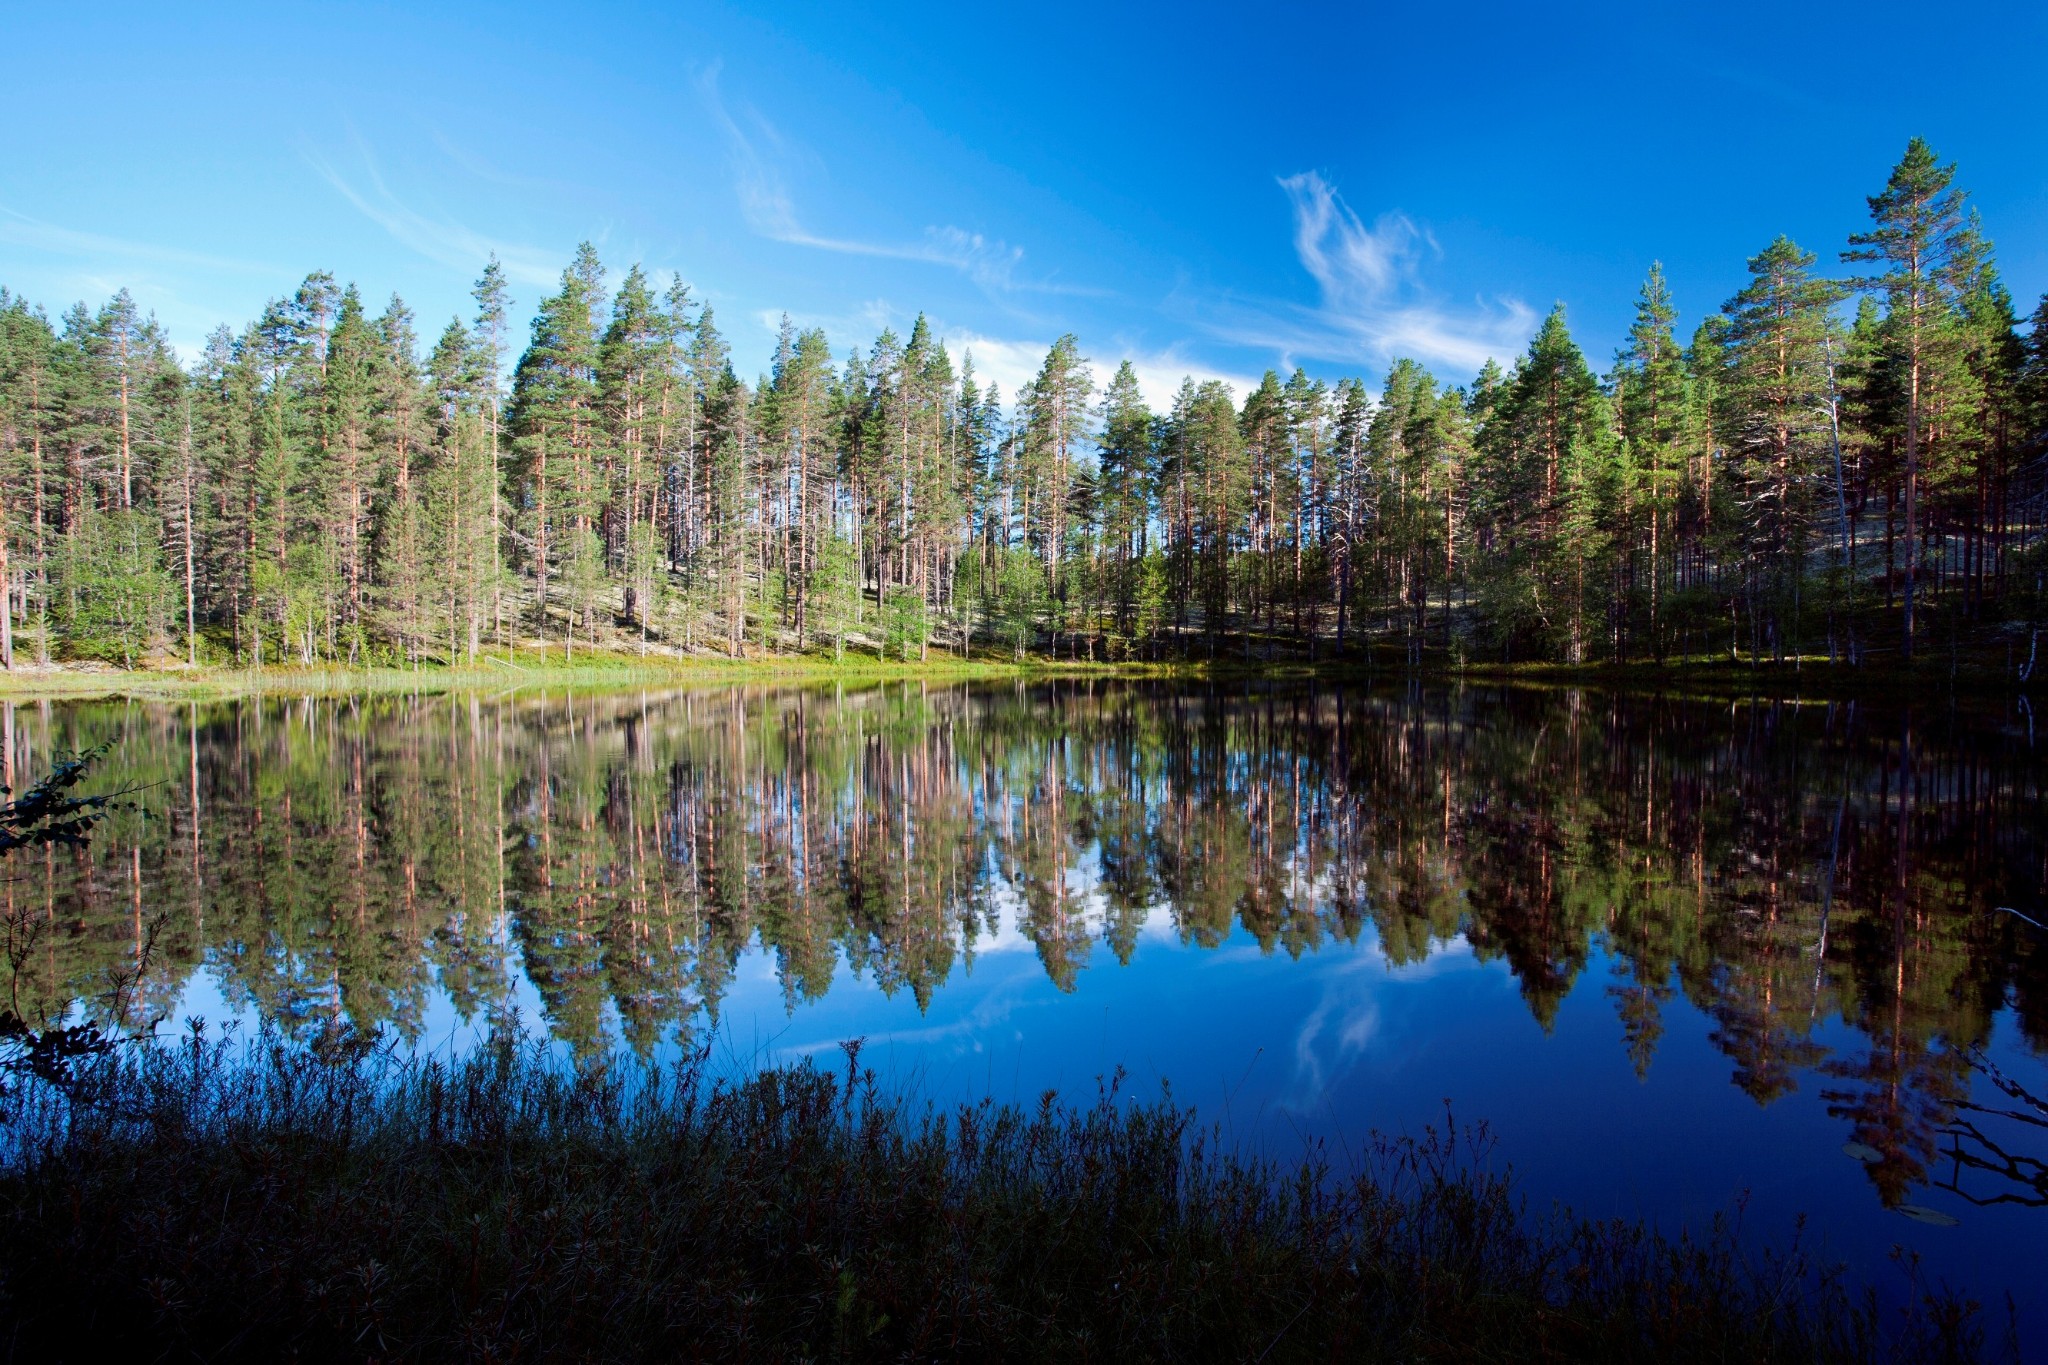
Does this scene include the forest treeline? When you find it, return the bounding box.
[2,139,2045,671]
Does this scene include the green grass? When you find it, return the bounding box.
[0,623,2033,701]
[0,648,1118,701]
[0,1031,1999,1363]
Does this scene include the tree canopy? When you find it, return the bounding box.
[0,141,2042,670]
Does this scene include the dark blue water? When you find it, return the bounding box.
[15,681,2044,1344]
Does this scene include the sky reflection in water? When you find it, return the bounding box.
[7,681,2043,1340]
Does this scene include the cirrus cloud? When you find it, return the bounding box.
[1190,171,1536,378]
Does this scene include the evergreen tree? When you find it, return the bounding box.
[0,143,2037,672]
[1171,379,1245,654]
[471,257,513,645]
[323,286,378,658]
[1021,336,1092,624]
[1611,264,1688,656]
[1095,360,1153,637]
[763,322,837,646]
[0,294,61,665]
[1329,376,1372,650]
[1472,306,1611,659]
[1844,139,1980,657]
[1716,237,1844,660]
[509,243,606,642]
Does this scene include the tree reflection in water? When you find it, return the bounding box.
[2,681,2042,1212]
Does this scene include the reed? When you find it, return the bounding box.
[0,1028,1997,1363]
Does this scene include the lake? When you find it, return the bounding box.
[5,679,2043,1340]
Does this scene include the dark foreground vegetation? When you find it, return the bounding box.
[0,1034,2003,1364]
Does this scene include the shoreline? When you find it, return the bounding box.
[0,646,2031,703]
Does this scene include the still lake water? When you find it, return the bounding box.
[6,680,2044,1338]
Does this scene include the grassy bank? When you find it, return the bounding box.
[0,633,2035,702]
[0,1034,1996,1364]
[0,648,1107,701]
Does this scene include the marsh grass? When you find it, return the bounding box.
[0,1028,1998,1363]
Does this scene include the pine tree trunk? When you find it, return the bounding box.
[535,433,551,639]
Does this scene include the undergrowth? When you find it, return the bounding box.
[0,1027,1999,1363]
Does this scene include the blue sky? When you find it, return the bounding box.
[5,1,2045,406]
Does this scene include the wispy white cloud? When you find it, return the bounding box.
[0,207,274,276]
[941,329,1261,412]
[1288,986,1380,1107]
[1284,175,1426,304]
[939,330,1054,400]
[0,209,280,358]
[425,129,583,196]
[743,303,1249,411]
[698,64,1086,301]
[1110,346,1266,411]
[750,298,899,354]
[306,136,564,290]
[1193,172,1535,377]
[1276,934,1496,1113]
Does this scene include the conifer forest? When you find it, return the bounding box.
[3,139,2044,674]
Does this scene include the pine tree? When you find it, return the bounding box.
[1717,237,1844,660]
[600,265,668,640]
[1611,264,1688,655]
[1953,249,2024,616]
[1844,139,1979,658]
[1283,367,1331,641]
[59,499,170,665]
[1171,379,1245,654]
[1239,370,1288,643]
[1364,359,1434,651]
[1,154,2038,677]
[1474,306,1612,660]
[764,322,836,646]
[0,294,61,666]
[1329,377,1371,651]
[685,304,735,644]
[471,258,513,647]
[1021,336,1092,613]
[1403,385,1472,659]
[1095,360,1153,637]
[2022,295,2048,443]
[509,243,605,645]
[323,286,378,658]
